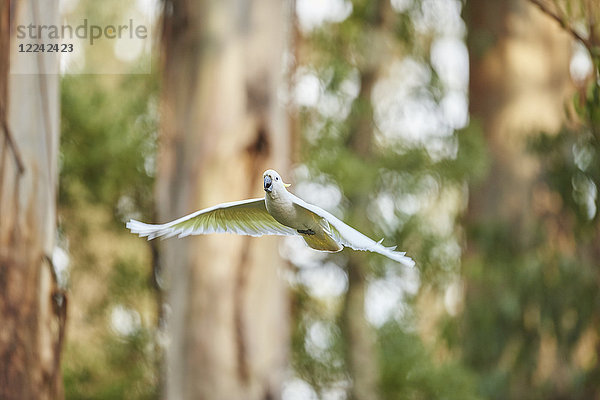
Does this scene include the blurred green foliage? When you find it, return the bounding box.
[59,72,160,400]
[378,321,479,400]
[447,4,600,399]
[290,0,483,398]
[291,0,600,399]
[60,74,157,213]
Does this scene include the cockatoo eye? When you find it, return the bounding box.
[276,177,279,181]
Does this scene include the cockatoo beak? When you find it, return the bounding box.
[264,175,273,192]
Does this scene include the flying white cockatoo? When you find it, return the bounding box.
[127,169,414,266]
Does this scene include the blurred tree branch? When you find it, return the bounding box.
[1,119,25,175]
[527,0,599,57]
[0,0,25,175]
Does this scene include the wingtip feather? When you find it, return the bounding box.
[375,244,415,267]
[127,219,163,240]
[391,253,415,267]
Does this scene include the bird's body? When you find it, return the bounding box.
[264,188,301,229]
[127,169,414,266]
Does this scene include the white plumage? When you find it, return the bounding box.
[127,169,415,267]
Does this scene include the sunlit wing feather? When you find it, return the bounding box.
[290,195,415,267]
[127,198,298,240]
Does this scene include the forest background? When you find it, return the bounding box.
[1,0,599,399]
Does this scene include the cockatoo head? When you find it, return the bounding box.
[263,169,290,193]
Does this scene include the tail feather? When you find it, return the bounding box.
[301,231,343,253]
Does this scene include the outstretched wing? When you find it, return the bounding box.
[127,198,298,240]
[290,195,415,267]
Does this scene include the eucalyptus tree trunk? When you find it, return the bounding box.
[465,0,571,227]
[340,1,396,398]
[463,0,571,395]
[160,0,290,399]
[343,70,380,400]
[0,1,64,399]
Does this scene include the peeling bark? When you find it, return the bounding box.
[0,1,63,399]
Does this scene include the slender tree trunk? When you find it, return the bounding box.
[0,1,64,399]
[340,1,395,398]
[159,0,290,399]
[465,0,571,229]
[342,69,380,400]
[463,0,571,395]
[342,257,380,400]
